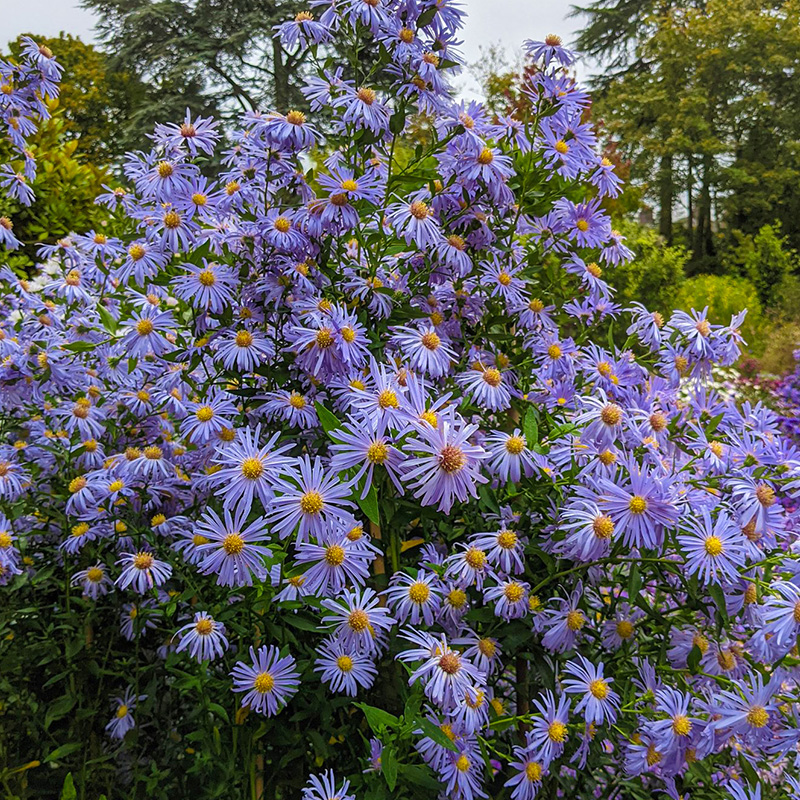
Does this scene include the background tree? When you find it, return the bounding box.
[80,0,309,136]
[7,33,146,162]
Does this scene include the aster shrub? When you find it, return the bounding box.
[1,6,800,800]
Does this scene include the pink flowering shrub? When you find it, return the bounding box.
[1,7,799,800]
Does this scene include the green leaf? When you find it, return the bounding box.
[60,773,77,800]
[416,5,438,26]
[357,482,381,526]
[61,340,96,353]
[283,614,321,632]
[523,406,539,446]
[738,753,758,787]
[389,110,406,136]
[45,743,83,763]
[687,644,702,674]
[315,401,342,435]
[207,702,230,723]
[382,745,398,791]
[628,564,641,599]
[46,694,77,730]
[399,764,442,791]
[96,304,118,334]
[707,583,729,624]
[355,702,399,732]
[415,715,459,752]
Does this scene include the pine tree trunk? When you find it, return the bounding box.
[658,154,673,244]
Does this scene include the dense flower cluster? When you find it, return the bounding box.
[1,4,800,799]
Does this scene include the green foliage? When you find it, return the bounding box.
[675,274,767,353]
[588,0,800,264]
[0,111,109,268]
[604,220,688,312]
[721,223,798,309]
[6,33,147,162]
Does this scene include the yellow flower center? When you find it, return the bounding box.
[367,442,389,464]
[348,609,369,632]
[409,200,429,220]
[547,344,562,360]
[464,548,486,570]
[222,533,245,555]
[589,679,609,699]
[195,618,214,635]
[504,582,525,603]
[421,331,441,350]
[448,588,467,609]
[455,755,471,772]
[356,87,376,105]
[241,457,264,480]
[136,319,154,336]
[300,490,324,515]
[336,655,354,672]
[600,403,622,426]
[555,139,569,154]
[616,619,634,639]
[235,330,253,348]
[144,445,162,460]
[286,109,306,125]
[525,761,543,782]
[747,706,769,728]
[439,444,466,473]
[86,567,104,583]
[547,720,567,743]
[566,609,585,631]
[254,672,275,693]
[482,367,502,387]
[497,530,518,549]
[628,495,648,514]
[438,652,461,675]
[408,582,430,604]
[116,704,129,719]
[274,216,291,233]
[672,715,692,737]
[704,535,723,557]
[378,389,399,409]
[592,515,615,539]
[505,435,525,455]
[133,552,154,570]
[196,405,214,422]
[325,544,346,566]
[756,484,775,507]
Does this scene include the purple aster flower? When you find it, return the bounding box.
[484,429,538,483]
[196,505,272,587]
[391,324,456,378]
[524,34,576,67]
[260,109,320,150]
[484,579,529,620]
[725,782,761,800]
[120,308,174,358]
[209,425,293,512]
[558,496,615,562]
[562,655,619,726]
[215,328,275,372]
[470,527,526,575]
[711,671,779,743]
[443,543,494,590]
[761,581,800,656]
[383,570,443,626]
[527,690,571,766]
[402,409,488,513]
[260,389,318,429]
[230,645,300,716]
[676,508,746,585]
[154,110,219,155]
[728,476,785,537]
[174,611,229,662]
[268,456,355,544]
[71,562,112,600]
[334,85,391,134]
[321,586,395,653]
[276,11,332,49]
[647,688,700,756]
[387,198,442,248]
[180,393,238,444]
[397,629,486,708]
[328,415,405,497]
[455,363,514,412]
[294,526,374,596]
[105,687,145,740]
[540,583,586,653]
[314,638,377,696]
[438,744,488,800]
[505,742,548,800]
[597,465,678,550]
[301,770,355,800]
[172,260,237,312]
[115,551,172,593]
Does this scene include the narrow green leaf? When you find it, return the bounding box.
[523,406,539,446]
[355,702,399,732]
[382,745,398,790]
[60,773,77,800]
[357,482,381,526]
[416,716,459,752]
[44,743,83,763]
[315,401,342,435]
[687,644,702,674]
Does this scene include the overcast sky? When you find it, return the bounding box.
[0,0,584,97]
